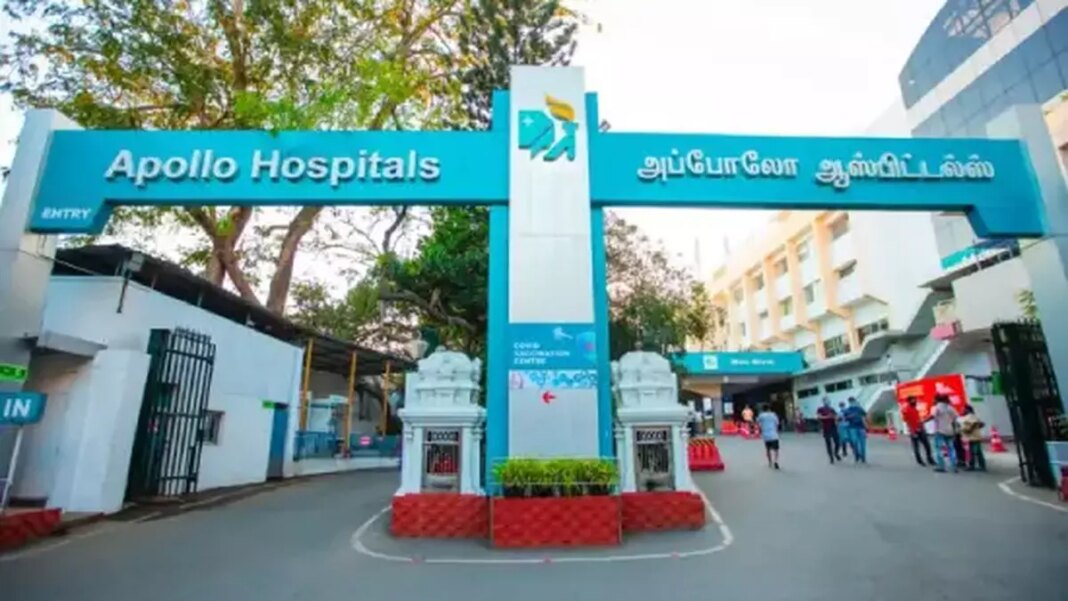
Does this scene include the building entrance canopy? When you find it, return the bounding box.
[15,66,1047,483]
[29,90,1044,238]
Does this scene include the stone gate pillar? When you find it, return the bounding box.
[396,348,485,496]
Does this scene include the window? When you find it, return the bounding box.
[822,334,851,359]
[803,282,818,304]
[837,262,856,279]
[797,240,811,262]
[753,274,765,290]
[774,257,788,276]
[879,372,898,383]
[824,379,854,393]
[203,410,224,445]
[758,310,769,320]
[732,288,744,303]
[738,322,747,337]
[858,374,879,386]
[796,387,820,399]
[830,216,850,240]
[856,318,890,345]
[779,298,793,317]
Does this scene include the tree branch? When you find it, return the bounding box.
[266,206,323,313]
[379,287,476,333]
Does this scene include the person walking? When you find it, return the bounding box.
[816,398,842,463]
[756,404,781,469]
[837,401,852,459]
[842,397,868,464]
[902,396,935,466]
[959,405,987,472]
[927,394,959,473]
[742,405,755,437]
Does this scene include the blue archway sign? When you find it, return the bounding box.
[25,67,1047,486]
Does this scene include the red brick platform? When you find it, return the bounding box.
[491,496,622,548]
[391,494,488,538]
[621,491,705,532]
[0,508,62,550]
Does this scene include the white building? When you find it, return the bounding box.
[8,245,406,514]
[697,99,1020,434]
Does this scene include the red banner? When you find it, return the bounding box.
[895,374,967,418]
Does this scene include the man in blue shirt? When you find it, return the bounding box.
[842,397,868,464]
[756,404,781,470]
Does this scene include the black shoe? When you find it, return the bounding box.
[917,461,927,467]
[774,462,780,470]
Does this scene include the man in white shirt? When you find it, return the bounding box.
[926,394,959,473]
[756,405,781,470]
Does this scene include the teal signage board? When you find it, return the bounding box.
[27,96,1046,239]
[673,351,804,376]
[589,133,1043,238]
[30,130,508,233]
[0,391,47,425]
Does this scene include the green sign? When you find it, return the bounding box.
[262,400,276,409]
[0,363,28,383]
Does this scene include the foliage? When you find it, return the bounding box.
[290,1,582,349]
[492,457,617,497]
[452,0,578,129]
[1,0,470,313]
[1017,289,1039,321]
[605,212,707,358]
[685,282,724,350]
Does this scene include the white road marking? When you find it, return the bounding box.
[997,476,1068,514]
[0,538,71,562]
[350,490,735,565]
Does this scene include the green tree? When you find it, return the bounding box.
[1,0,466,313]
[685,282,723,351]
[604,212,697,357]
[290,0,583,349]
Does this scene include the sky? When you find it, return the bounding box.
[571,0,944,272]
[0,0,945,280]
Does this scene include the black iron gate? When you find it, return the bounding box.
[127,328,216,500]
[991,321,1063,488]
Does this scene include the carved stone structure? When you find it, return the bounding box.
[612,351,694,493]
[396,348,485,496]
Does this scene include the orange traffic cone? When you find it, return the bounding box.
[887,427,898,442]
[989,426,1007,453]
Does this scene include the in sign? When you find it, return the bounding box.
[0,392,47,425]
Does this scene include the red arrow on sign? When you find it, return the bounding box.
[541,391,556,404]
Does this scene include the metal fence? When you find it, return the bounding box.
[294,431,339,460]
[422,429,460,492]
[992,321,1064,488]
[348,434,401,458]
[634,427,674,491]
[126,328,216,500]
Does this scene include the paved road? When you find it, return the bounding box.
[4,435,1067,601]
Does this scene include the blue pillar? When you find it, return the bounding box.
[485,91,510,488]
[591,207,614,457]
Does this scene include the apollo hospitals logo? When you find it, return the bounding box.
[701,354,720,371]
[517,95,578,162]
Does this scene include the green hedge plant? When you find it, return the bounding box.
[492,458,618,498]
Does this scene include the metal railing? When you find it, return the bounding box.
[347,433,401,457]
[422,429,460,492]
[294,431,339,460]
[634,428,674,491]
